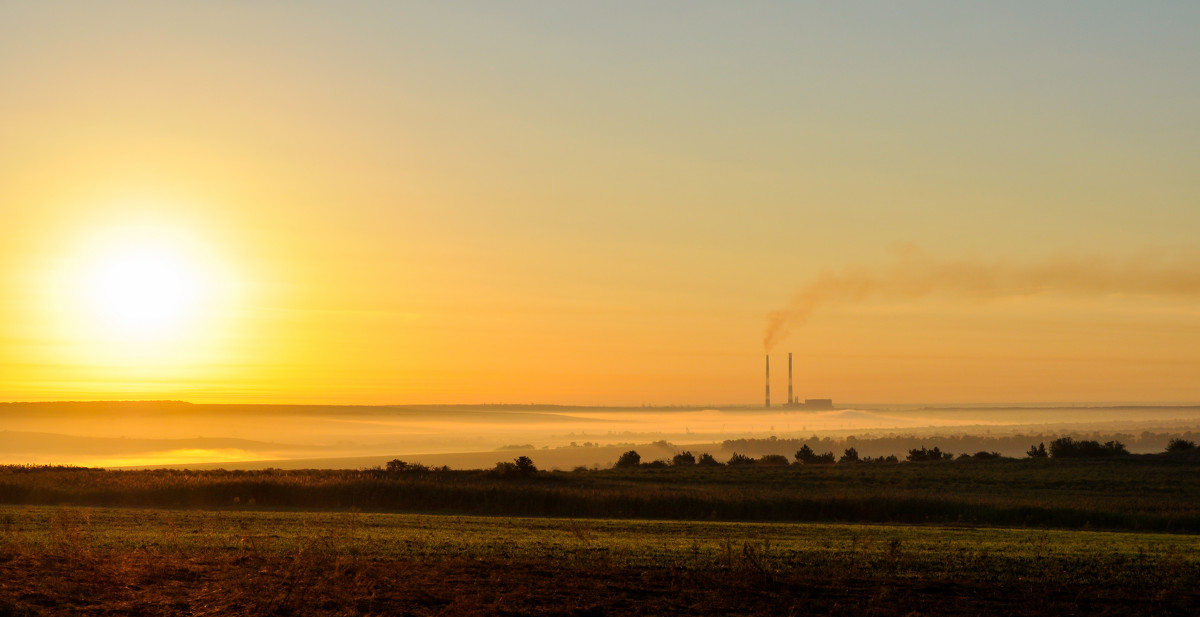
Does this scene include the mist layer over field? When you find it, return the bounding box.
[2,401,1199,470]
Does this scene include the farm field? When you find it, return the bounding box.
[4,456,1200,531]
[1,505,1198,616]
[4,458,1200,614]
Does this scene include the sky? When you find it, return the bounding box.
[2,2,1199,406]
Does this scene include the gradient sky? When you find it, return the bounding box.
[3,2,1199,405]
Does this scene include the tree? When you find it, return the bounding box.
[513,456,537,476]
[727,453,756,466]
[1049,437,1128,458]
[615,450,642,468]
[672,451,696,466]
[795,444,835,464]
[1167,438,1197,452]
[839,447,860,464]
[696,453,722,466]
[1027,443,1048,458]
[907,446,950,462]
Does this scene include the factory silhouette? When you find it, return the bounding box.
[766,352,834,410]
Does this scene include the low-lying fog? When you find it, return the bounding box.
[2,401,1199,470]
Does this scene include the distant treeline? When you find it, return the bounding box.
[615,436,1198,468]
[714,431,1200,460]
[3,453,1200,532]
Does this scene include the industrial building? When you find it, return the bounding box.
[766,352,835,410]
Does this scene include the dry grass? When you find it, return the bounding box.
[0,506,1198,616]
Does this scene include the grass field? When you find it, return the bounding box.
[3,458,1200,614]
[4,456,1200,531]
[1,505,1198,616]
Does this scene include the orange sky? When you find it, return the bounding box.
[2,3,1199,405]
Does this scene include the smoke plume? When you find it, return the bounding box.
[764,246,1200,351]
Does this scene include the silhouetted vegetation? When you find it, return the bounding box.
[386,458,428,473]
[906,446,953,462]
[962,451,1003,460]
[722,430,1199,460]
[614,450,641,468]
[794,444,835,464]
[1027,442,1048,458]
[726,453,755,466]
[4,455,1200,531]
[696,453,722,467]
[839,447,860,463]
[1167,438,1197,452]
[672,451,696,466]
[758,454,789,466]
[1048,437,1128,458]
[491,455,538,478]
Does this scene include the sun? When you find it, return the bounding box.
[63,216,228,348]
[29,206,246,392]
[84,245,202,339]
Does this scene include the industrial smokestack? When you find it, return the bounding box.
[788,352,793,405]
[765,355,770,408]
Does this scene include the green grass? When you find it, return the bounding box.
[5,505,1199,587]
[3,505,1198,615]
[3,457,1200,531]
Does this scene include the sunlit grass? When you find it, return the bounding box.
[3,505,1197,588]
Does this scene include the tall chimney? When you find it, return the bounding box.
[765,355,770,408]
[788,352,794,405]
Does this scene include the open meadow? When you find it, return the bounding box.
[1,505,1198,616]
[4,455,1200,530]
[2,457,1200,615]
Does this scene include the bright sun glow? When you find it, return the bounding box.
[56,213,236,356]
[28,207,250,395]
[85,246,201,338]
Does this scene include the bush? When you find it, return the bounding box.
[970,451,1003,460]
[1027,443,1048,458]
[727,453,756,466]
[615,450,642,468]
[491,462,517,476]
[1167,438,1197,452]
[1049,437,1128,458]
[839,447,860,464]
[672,451,697,466]
[386,459,428,473]
[759,454,790,466]
[696,453,722,466]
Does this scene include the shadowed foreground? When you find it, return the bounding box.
[2,551,1193,617]
[0,507,1197,616]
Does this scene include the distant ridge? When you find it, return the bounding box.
[917,404,1200,411]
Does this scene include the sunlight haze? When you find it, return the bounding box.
[3,2,1199,407]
